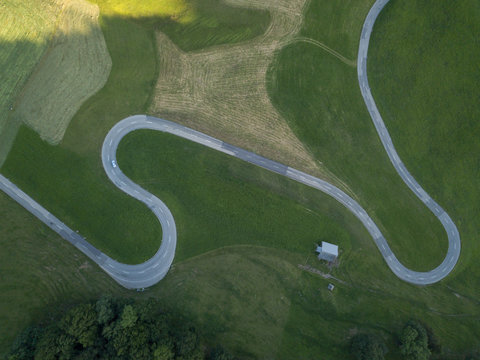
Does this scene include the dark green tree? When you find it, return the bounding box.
[134,297,161,322]
[6,326,43,360]
[111,323,152,359]
[120,305,138,329]
[209,346,236,360]
[34,325,75,360]
[153,344,175,360]
[95,296,116,325]
[103,304,156,359]
[174,325,199,357]
[8,297,219,360]
[60,303,99,348]
[400,321,431,360]
[350,333,388,360]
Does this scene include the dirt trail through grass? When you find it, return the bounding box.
[286,37,356,67]
[149,0,350,191]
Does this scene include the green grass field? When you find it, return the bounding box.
[1,11,163,264]
[299,0,374,61]
[0,190,127,353]
[0,0,112,165]
[368,0,480,301]
[12,0,112,145]
[116,130,364,261]
[0,0,61,163]
[1,0,269,264]
[1,0,480,358]
[267,0,447,271]
[3,132,480,357]
[115,130,480,357]
[94,0,270,51]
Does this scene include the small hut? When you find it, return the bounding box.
[316,241,338,262]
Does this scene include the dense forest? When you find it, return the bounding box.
[6,297,234,360]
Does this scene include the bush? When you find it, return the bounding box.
[400,321,431,360]
[350,333,388,360]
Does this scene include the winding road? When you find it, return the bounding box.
[0,0,460,289]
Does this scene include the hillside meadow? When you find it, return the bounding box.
[1,0,479,358]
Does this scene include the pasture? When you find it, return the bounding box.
[0,0,60,164]
[0,0,110,163]
[368,0,480,302]
[1,0,272,264]
[1,0,479,358]
[267,0,448,271]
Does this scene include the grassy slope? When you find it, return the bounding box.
[0,173,478,359]
[2,0,480,358]
[6,127,473,358]
[299,0,373,61]
[267,0,447,271]
[2,16,161,264]
[0,191,127,353]
[1,0,269,264]
[97,0,270,51]
[155,0,271,51]
[0,0,61,163]
[13,0,112,145]
[368,0,480,299]
[116,130,364,262]
[116,130,480,358]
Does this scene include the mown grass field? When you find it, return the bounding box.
[148,0,330,186]
[299,0,373,62]
[368,0,480,301]
[2,0,480,358]
[0,0,61,164]
[1,0,269,264]
[97,0,270,52]
[1,9,163,263]
[13,0,111,145]
[0,0,111,164]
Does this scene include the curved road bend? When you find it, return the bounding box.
[0,172,175,289]
[0,0,461,288]
[104,111,459,286]
[357,0,460,283]
[0,111,460,288]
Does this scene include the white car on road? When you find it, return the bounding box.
[111,160,117,168]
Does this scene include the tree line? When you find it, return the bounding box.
[7,299,479,360]
[6,297,234,360]
[350,320,479,360]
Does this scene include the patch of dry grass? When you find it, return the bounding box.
[149,0,351,190]
[0,0,62,164]
[11,0,112,145]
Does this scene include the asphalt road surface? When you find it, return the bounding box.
[0,0,460,288]
[357,0,460,283]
